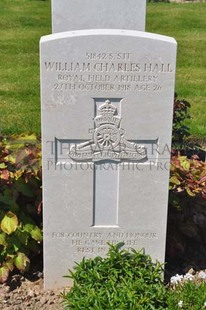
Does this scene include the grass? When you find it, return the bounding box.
[146,3,206,139]
[0,0,51,135]
[0,1,205,139]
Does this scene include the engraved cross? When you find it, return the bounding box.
[54,98,157,227]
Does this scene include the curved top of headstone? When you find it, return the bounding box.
[52,0,146,33]
[41,29,177,46]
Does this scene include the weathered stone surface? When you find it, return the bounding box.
[40,29,177,289]
[52,0,146,33]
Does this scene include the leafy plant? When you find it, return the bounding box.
[172,94,191,147]
[166,153,206,271]
[167,281,206,310]
[169,154,206,199]
[0,134,42,283]
[171,94,205,160]
[62,243,168,309]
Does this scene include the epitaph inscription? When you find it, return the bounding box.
[52,231,158,255]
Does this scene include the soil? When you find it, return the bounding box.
[0,258,68,310]
[0,273,66,310]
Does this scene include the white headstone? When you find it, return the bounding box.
[41,29,177,289]
[52,0,146,33]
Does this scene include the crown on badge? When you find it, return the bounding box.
[95,100,121,128]
[98,100,116,116]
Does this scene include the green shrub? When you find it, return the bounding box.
[62,243,206,309]
[172,94,191,147]
[0,134,42,283]
[62,243,168,309]
[172,94,205,160]
[167,281,206,310]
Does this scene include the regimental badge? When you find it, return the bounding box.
[68,100,147,162]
